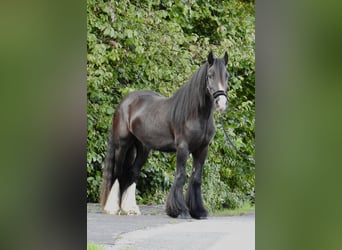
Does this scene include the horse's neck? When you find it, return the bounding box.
[199,96,214,120]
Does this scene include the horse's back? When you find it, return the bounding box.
[117,90,164,112]
[124,90,164,101]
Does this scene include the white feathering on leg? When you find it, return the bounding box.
[121,182,141,215]
[104,179,121,215]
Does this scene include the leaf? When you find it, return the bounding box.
[106,107,114,115]
[125,29,133,38]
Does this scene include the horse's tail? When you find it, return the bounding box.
[100,126,115,206]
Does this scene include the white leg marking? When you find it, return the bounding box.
[104,179,121,215]
[121,182,141,215]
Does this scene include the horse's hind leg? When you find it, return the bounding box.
[104,137,133,215]
[103,178,120,215]
[121,140,150,215]
[186,145,208,219]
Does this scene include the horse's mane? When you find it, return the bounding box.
[168,62,211,130]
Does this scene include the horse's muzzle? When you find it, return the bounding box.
[215,95,227,112]
[212,90,227,112]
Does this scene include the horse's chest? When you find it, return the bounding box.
[185,120,215,148]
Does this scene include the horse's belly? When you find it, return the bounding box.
[130,116,176,151]
[136,129,176,152]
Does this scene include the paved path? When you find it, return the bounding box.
[87,204,255,250]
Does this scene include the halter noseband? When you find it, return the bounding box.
[212,90,227,99]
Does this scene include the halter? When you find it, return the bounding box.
[212,90,227,99]
[206,75,227,100]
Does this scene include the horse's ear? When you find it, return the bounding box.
[224,52,228,65]
[208,51,214,65]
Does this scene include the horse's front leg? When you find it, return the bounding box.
[166,142,190,219]
[186,145,208,219]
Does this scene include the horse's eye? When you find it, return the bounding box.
[225,72,229,79]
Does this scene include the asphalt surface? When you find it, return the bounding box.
[87,203,255,250]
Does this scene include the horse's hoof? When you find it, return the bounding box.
[121,207,141,216]
[124,210,140,216]
[178,211,191,219]
[104,208,120,215]
[190,210,208,219]
[198,215,208,220]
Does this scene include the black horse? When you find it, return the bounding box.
[100,51,229,219]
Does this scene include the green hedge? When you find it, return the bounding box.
[87,0,255,211]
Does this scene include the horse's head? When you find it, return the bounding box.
[206,51,229,112]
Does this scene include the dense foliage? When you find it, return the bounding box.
[87,0,255,211]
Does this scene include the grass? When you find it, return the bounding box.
[212,202,255,216]
[87,242,105,250]
[87,241,136,250]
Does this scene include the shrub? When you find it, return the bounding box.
[87,0,255,210]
